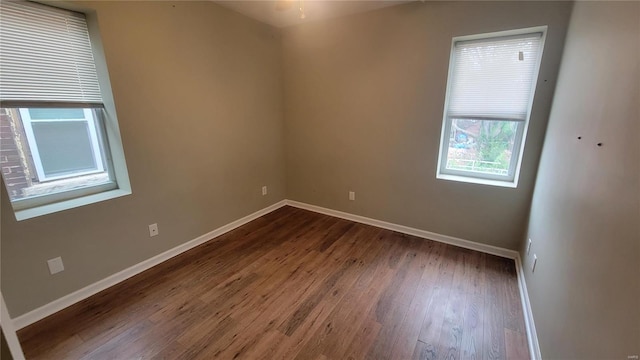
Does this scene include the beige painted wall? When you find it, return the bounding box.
[522,2,640,358]
[0,1,286,317]
[282,1,572,249]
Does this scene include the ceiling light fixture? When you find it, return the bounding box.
[275,0,306,21]
[299,0,305,19]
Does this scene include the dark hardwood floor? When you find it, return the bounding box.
[18,206,529,359]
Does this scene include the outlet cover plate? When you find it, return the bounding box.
[149,223,159,237]
[47,257,64,275]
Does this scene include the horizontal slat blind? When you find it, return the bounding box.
[447,33,543,121]
[0,1,103,103]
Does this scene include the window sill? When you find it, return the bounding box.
[436,173,518,188]
[14,188,131,221]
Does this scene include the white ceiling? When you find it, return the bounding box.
[214,1,413,28]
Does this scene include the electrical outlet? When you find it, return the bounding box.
[149,223,159,237]
[527,238,532,254]
[47,257,64,275]
[349,191,355,201]
[532,254,538,272]
[262,186,267,196]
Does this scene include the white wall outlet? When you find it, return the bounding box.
[527,238,532,254]
[149,223,159,237]
[262,186,267,196]
[47,257,64,275]
[348,191,355,201]
[532,254,538,272]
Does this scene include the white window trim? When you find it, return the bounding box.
[14,187,130,221]
[436,26,547,188]
[5,3,132,221]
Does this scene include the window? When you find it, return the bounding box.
[20,108,106,181]
[0,1,130,220]
[437,27,546,187]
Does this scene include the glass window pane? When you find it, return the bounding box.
[445,119,519,176]
[0,108,112,203]
[31,121,97,177]
[28,108,85,120]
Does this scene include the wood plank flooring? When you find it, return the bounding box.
[18,206,529,359]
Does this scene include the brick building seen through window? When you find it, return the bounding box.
[0,108,110,202]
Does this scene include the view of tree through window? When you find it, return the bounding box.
[445,119,518,175]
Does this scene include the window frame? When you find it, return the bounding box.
[0,2,131,220]
[436,26,547,188]
[19,107,106,181]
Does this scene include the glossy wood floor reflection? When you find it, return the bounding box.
[18,206,529,360]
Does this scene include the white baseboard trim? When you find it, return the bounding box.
[285,200,519,259]
[285,199,540,360]
[1,292,26,359]
[515,254,542,360]
[12,200,288,331]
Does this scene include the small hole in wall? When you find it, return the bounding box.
[577,136,582,139]
[597,143,603,147]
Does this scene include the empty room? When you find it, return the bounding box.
[0,0,638,359]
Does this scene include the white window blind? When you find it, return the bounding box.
[447,33,543,121]
[0,1,103,104]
